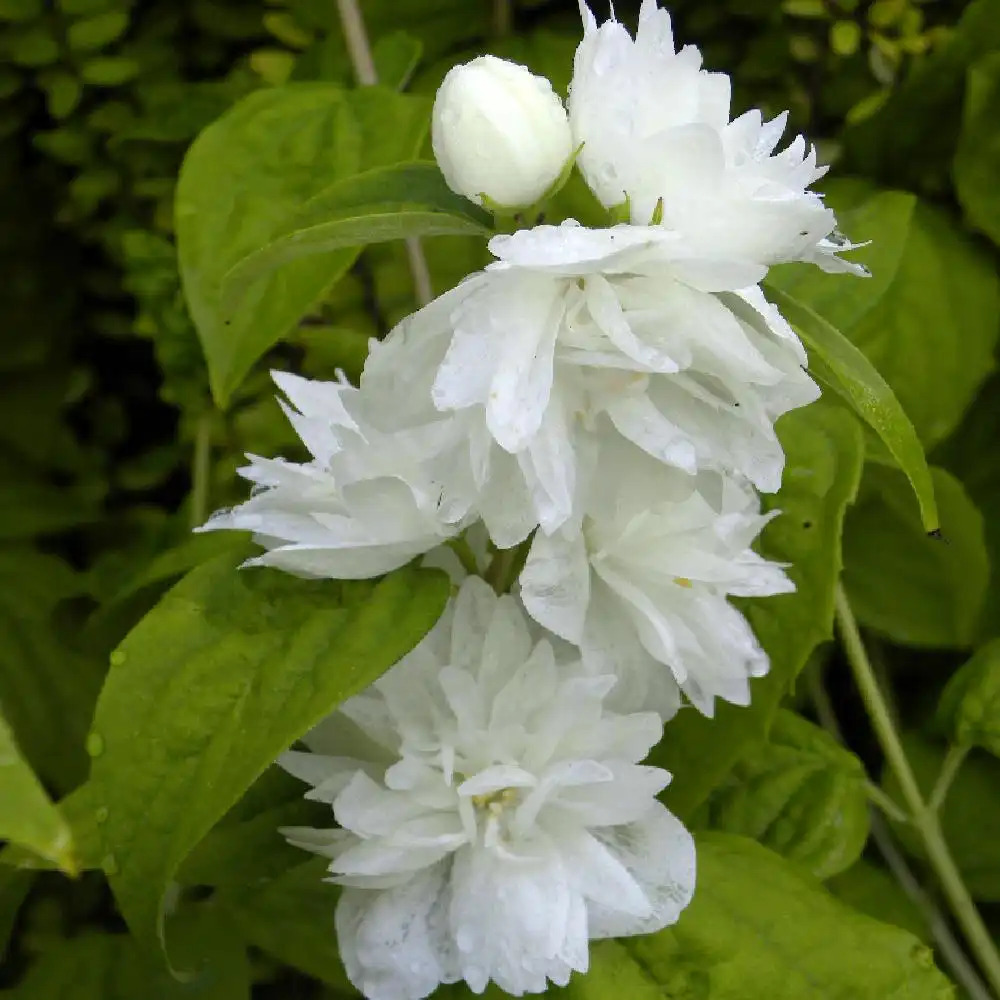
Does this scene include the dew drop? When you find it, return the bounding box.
[85,732,105,758]
[110,649,126,667]
[101,853,118,875]
[95,806,109,825]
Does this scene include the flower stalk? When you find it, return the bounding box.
[835,583,1000,997]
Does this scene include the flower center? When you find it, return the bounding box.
[469,786,521,847]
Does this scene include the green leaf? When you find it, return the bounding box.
[884,734,1000,902]
[176,83,431,408]
[843,466,988,648]
[220,161,490,308]
[86,554,449,958]
[0,910,250,999]
[826,859,929,943]
[0,867,34,964]
[955,52,1000,246]
[217,858,356,992]
[566,833,952,1000]
[702,709,869,878]
[937,371,1000,639]
[0,712,75,873]
[0,0,42,21]
[7,26,59,67]
[38,70,83,119]
[764,285,939,532]
[373,30,423,89]
[769,180,999,450]
[936,639,1000,758]
[654,402,864,820]
[66,10,129,51]
[79,56,140,85]
[0,549,104,793]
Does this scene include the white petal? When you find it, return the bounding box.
[519,528,592,644]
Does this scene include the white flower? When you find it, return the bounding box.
[367,221,818,548]
[279,578,696,1000]
[432,55,574,209]
[519,439,794,716]
[568,1,865,273]
[199,371,471,579]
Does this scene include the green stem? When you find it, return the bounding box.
[493,0,513,37]
[445,535,480,577]
[335,0,432,306]
[929,743,969,814]
[190,412,212,530]
[865,781,911,825]
[835,583,1000,998]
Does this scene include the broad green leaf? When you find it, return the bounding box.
[826,860,929,943]
[955,53,1000,246]
[87,554,449,957]
[936,640,1000,758]
[0,713,75,872]
[0,910,249,999]
[0,549,104,792]
[770,180,999,450]
[218,858,356,993]
[937,371,1000,639]
[566,834,952,1000]
[702,709,869,878]
[176,83,431,408]
[178,767,325,889]
[842,467,988,648]
[884,734,1000,902]
[221,161,489,308]
[654,402,864,820]
[765,286,939,532]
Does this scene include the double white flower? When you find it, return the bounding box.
[280,579,695,1000]
[204,3,866,998]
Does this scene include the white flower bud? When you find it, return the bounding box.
[432,55,573,209]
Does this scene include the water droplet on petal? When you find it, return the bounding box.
[85,732,105,758]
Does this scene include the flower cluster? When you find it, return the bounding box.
[204,3,862,998]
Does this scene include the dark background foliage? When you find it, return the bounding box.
[1,1,999,997]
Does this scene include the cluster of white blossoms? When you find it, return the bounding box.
[204,3,863,997]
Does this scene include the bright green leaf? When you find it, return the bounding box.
[66,10,129,51]
[936,639,1000,758]
[654,402,864,820]
[87,554,449,958]
[220,161,490,306]
[176,83,432,408]
[703,709,870,878]
[0,713,75,873]
[566,834,952,1000]
[884,734,1000,901]
[826,859,930,942]
[955,52,1000,246]
[218,858,356,992]
[765,285,939,532]
[843,466,988,647]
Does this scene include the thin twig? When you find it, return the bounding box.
[835,584,1000,997]
[807,662,996,1000]
[928,744,969,815]
[335,0,433,306]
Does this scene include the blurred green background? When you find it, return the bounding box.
[2,0,999,997]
